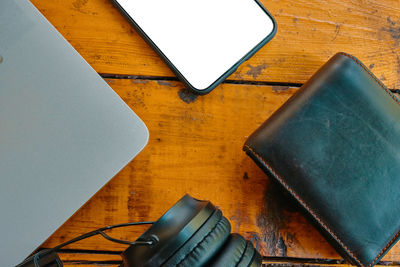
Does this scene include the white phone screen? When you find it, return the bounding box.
[115,0,274,91]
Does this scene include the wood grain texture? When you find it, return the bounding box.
[37,79,400,265]
[25,0,400,265]
[30,0,400,88]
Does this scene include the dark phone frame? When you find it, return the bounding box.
[111,0,277,95]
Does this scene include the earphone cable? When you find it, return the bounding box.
[16,221,155,267]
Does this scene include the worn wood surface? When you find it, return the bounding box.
[27,0,400,266]
[36,80,400,266]
[31,0,400,89]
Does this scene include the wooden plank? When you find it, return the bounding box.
[31,0,400,88]
[37,79,400,265]
[59,252,120,265]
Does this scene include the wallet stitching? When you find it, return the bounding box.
[338,52,400,267]
[370,231,400,266]
[243,145,363,266]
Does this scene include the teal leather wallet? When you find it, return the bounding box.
[244,52,400,267]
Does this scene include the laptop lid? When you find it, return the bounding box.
[0,0,149,265]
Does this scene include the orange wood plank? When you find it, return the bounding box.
[30,0,400,88]
[36,79,399,265]
[59,253,121,267]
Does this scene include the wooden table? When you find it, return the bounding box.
[30,0,400,266]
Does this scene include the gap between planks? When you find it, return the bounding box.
[99,74,400,93]
[99,73,303,88]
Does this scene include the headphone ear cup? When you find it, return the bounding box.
[238,240,262,267]
[170,214,231,267]
[163,209,230,266]
[122,195,217,267]
[209,234,246,267]
[209,234,262,267]
[247,248,262,267]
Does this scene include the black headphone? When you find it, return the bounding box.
[18,195,261,267]
[122,194,262,266]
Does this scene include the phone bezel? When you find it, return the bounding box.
[111,0,277,95]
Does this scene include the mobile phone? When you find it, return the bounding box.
[112,0,276,94]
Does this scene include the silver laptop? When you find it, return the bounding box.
[0,0,149,265]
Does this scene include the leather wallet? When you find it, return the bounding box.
[243,52,400,267]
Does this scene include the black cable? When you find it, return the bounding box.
[16,221,155,267]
